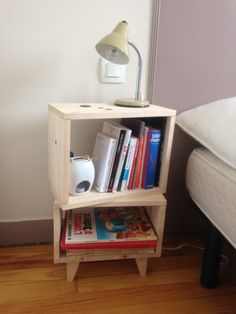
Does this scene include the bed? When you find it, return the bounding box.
[176,96,236,288]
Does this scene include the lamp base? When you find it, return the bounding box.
[115,98,149,108]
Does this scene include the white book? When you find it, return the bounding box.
[120,136,137,191]
[92,132,117,192]
[103,121,131,192]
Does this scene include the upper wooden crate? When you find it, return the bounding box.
[48,103,176,210]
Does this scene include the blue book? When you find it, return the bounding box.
[142,128,161,189]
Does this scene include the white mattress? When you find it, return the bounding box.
[186,147,236,249]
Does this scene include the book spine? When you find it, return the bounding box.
[117,140,130,192]
[127,138,140,189]
[139,126,149,188]
[141,129,151,188]
[107,130,125,192]
[103,139,117,192]
[133,132,145,188]
[112,129,132,192]
[120,137,137,191]
[66,211,73,242]
[143,129,161,189]
[93,135,117,192]
[61,240,157,250]
[63,209,97,244]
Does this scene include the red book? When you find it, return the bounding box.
[141,128,151,188]
[133,133,145,188]
[121,118,145,189]
[127,138,140,190]
[60,207,157,250]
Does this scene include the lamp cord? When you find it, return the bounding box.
[163,243,230,266]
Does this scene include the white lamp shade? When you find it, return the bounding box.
[96,21,129,65]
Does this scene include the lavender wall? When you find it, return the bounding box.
[154,0,236,232]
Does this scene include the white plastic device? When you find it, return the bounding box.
[70,156,95,196]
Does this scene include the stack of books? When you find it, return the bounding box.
[92,118,165,193]
[60,207,157,251]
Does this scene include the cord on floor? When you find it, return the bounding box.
[163,243,229,266]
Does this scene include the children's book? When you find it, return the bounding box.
[60,207,157,250]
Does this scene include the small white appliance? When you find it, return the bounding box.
[70,156,95,196]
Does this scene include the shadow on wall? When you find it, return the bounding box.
[164,126,209,234]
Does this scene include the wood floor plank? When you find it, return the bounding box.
[0,265,65,284]
[76,267,200,293]
[0,235,235,314]
[1,282,236,314]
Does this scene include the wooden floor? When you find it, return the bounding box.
[0,234,236,314]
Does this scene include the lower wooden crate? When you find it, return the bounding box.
[53,196,166,281]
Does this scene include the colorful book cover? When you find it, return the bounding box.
[121,118,145,189]
[102,121,130,192]
[108,130,125,192]
[60,207,157,250]
[112,127,132,192]
[127,138,140,189]
[142,129,161,189]
[118,136,137,191]
[139,126,149,188]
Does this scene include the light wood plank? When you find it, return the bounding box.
[53,202,62,263]
[136,257,148,276]
[60,187,166,210]
[0,237,236,314]
[67,262,80,282]
[149,205,166,254]
[49,103,176,120]
[48,107,70,205]
[159,115,176,193]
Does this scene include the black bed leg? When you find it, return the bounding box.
[200,223,223,288]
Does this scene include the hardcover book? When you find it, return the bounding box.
[121,118,145,189]
[118,136,137,191]
[102,121,131,192]
[142,128,161,189]
[92,132,117,192]
[60,207,157,250]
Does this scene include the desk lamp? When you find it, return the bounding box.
[96,21,149,107]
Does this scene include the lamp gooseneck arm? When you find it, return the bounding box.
[128,40,143,101]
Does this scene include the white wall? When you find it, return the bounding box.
[0,0,152,221]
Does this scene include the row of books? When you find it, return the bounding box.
[60,207,157,251]
[92,118,164,193]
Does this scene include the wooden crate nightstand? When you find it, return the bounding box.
[48,103,176,281]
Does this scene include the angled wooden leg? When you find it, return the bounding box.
[136,257,148,277]
[67,262,80,282]
[53,202,61,263]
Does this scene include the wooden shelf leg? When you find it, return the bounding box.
[136,257,148,277]
[67,262,80,282]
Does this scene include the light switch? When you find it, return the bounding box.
[101,58,125,83]
[106,63,118,77]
